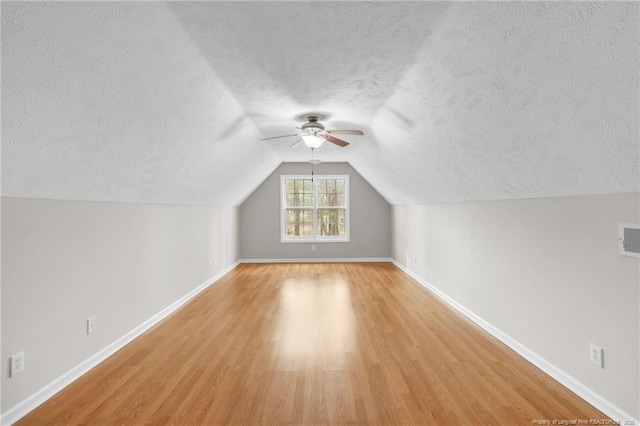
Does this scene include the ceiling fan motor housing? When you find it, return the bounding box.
[301,116,325,134]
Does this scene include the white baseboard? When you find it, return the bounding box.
[239,257,392,263]
[390,259,639,425]
[0,261,239,426]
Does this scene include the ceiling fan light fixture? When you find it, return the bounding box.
[301,134,325,149]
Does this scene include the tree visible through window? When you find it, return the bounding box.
[281,175,349,242]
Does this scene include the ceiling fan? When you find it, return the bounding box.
[261,115,364,149]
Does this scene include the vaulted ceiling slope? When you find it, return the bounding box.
[2,2,638,206]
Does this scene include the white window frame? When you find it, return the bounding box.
[280,174,350,243]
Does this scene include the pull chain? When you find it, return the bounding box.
[311,148,315,182]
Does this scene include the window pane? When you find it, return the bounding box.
[327,192,339,206]
[327,179,335,194]
[304,194,313,207]
[285,179,313,207]
[285,209,313,237]
[304,179,312,193]
[316,178,345,207]
[317,209,345,237]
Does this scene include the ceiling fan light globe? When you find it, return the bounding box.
[302,134,325,149]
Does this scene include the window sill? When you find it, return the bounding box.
[281,238,350,243]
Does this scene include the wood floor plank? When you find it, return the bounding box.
[17,262,607,425]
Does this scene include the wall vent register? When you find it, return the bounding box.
[619,223,640,258]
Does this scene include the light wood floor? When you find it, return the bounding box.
[18,262,606,425]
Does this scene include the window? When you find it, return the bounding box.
[281,175,349,242]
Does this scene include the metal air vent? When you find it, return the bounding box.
[619,223,640,258]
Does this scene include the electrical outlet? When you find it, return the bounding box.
[10,352,25,377]
[414,256,417,265]
[311,244,316,251]
[212,257,216,267]
[589,343,603,368]
[87,316,96,335]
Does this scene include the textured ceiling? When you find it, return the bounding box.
[2,1,638,205]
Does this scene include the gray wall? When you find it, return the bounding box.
[392,192,640,418]
[1,197,239,413]
[240,162,391,260]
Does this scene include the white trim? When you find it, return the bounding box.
[390,259,640,425]
[239,258,392,263]
[0,261,239,426]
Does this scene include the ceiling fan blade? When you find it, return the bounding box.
[326,130,364,135]
[290,139,305,149]
[325,134,350,147]
[260,133,300,141]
